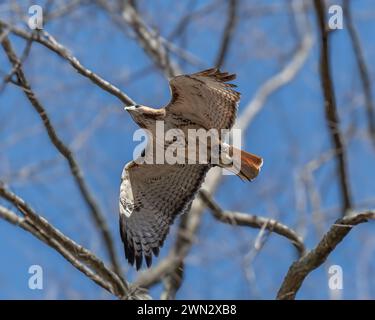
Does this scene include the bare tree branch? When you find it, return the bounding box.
[313,0,352,215]
[343,0,375,149]
[0,30,122,277]
[0,183,149,300]
[0,205,119,295]
[277,210,375,300]
[0,20,135,106]
[199,189,306,257]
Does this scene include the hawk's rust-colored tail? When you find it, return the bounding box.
[238,148,263,181]
[222,146,263,181]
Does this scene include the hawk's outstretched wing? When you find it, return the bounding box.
[119,161,209,269]
[165,68,240,130]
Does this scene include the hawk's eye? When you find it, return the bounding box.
[135,105,141,108]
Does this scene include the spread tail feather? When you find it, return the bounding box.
[221,146,263,181]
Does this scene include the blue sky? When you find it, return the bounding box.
[0,0,375,299]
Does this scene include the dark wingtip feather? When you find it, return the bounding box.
[125,245,135,266]
[120,215,135,266]
[119,213,170,270]
[194,68,237,85]
[135,253,143,270]
[152,246,160,257]
[145,254,152,268]
[220,74,236,82]
[200,67,218,75]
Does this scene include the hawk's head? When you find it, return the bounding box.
[125,105,165,129]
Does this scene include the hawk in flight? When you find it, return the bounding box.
[120,68,263,269]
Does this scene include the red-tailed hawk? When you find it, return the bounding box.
[120,68,263,269]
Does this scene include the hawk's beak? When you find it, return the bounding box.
[124,105,137,112]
